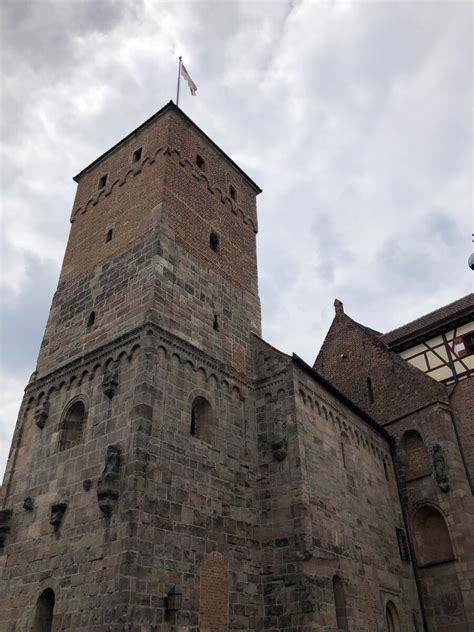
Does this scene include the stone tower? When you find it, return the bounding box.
[4,102,460,632]
[0,102,264,629]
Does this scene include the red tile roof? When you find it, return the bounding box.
[381,293,474,349]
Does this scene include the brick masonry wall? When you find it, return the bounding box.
[37,107,261,378]
[199,552,229,630]
[451,378,474,485]
[314,311,449,424]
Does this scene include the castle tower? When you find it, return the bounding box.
[0,103,263,630]
[2,103,447,632]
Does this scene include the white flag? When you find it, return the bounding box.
[181,63,198,96]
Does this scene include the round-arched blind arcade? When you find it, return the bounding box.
[32,587,55,632]
[413,505,454,566]
[58,400,86,451]
[402,430,431,481]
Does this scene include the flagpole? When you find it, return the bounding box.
[176,56,182,107]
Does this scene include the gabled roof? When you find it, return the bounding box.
[380,293,474,350]
[293,354,393,443]
[73,101,262,193]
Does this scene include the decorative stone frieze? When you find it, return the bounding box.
[34,401,49,429]
[23,496,34,511]
[97,444,121,517]
[432,443,450,493]
[271,438,287,461]
[102,362,119,399]
[50,502,67,532]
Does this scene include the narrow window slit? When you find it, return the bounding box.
[106,228,113,243]
[196,155,205,171]
[213,315,219,331]
[98,174,107,189]
[87,311,95,328]
[229,185,236,201]
[367,377,374,403]
[210,232,219,253]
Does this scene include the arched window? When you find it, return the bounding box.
[190,396,216,444]
[332,575,349,631]
[32,588,55,632]
[58,400,86,451]
[385,601,399,632]
[402,430,431,481]
[412,505,454,566]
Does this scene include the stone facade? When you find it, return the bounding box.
[0,102,472,631]
[315,300,474,631]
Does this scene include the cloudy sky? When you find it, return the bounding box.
[0,0,472,476]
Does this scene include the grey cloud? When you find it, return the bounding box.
[0,0,472,477]
[1,252,57,378]
[1,0,138,74]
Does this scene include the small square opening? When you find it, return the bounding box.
[196,155,205,171]
[132,148,142,163]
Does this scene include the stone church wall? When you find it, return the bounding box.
[252,335,422,630]
[290,365,421,631]
[1,337,141,630]
[388,403,474,631]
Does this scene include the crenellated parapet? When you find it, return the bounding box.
[70,145,257,232]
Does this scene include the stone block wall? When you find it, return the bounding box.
[114,329,262,629]
[252,336,422,631]
[36,229,159,376]
[37,105,261,379]
[1,334,142,630]
[389,403,474,631]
